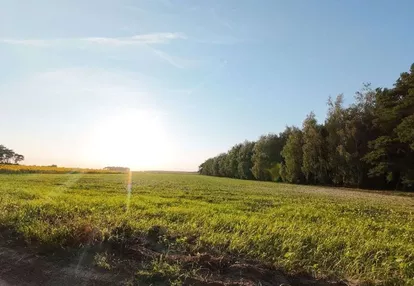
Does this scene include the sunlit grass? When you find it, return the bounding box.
[0,172,413,285]
[0,164,125,174]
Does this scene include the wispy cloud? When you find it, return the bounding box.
[84,33,186,46]
[0,32,186,47]
[151,48,186,69]
[0,39,49,47]
[0,33,195,69]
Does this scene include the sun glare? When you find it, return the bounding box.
[86,109,173,170]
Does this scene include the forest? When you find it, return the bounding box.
[199,64,414,191]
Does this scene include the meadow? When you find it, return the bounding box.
[0,164,126,174]
[0,172,413,285]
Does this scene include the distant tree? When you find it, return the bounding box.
[104,166,129,172]
[13,154,25,164]
[0,145,5,163]
[199,158,215,175]
[215,153,228,177]
[0,145,25,165]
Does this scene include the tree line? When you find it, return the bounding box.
[0,145,25,165]
[199,64,414,191]
[104,166,130,172]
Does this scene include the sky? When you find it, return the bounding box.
[1,0,413,171]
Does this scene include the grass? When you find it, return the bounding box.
[0,172,413,285]
[0,164,125,174]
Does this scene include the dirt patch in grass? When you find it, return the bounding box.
[0,243,124,285]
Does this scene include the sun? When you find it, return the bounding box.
[85,108,172,170]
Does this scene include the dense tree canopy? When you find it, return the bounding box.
[0,145,24,165]
[251,134,286,181]
[199,64,414,191]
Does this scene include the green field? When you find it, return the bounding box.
[0,172,413,285]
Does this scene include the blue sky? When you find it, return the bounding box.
[1,0,413,171]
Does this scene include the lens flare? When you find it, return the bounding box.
[126,170,132,212]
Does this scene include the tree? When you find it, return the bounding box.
[251,134,286,181]
[224,144,242,178]
[237,141,255,180]
[347,85,380,188]
[301,112,329,184]
[199,63,414,191]
[324,93,372,187]
[364,64,414,190]
[214,153,228,177]
[280,127,304,183]
[0,145,25,165]
[325,95,346,185]
[199,158,215,175]
[13,154,25,164]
